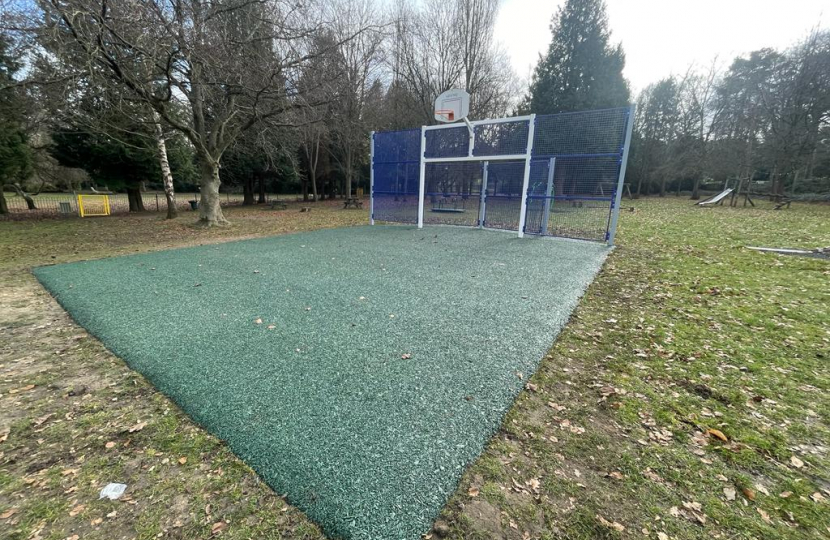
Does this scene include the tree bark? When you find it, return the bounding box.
[243,177,255,205]
[690,177,701,200]
[257,173,266,204]
[0,191,8,214]
[197,158,228,226]
[154,116,177,219]
[310,168,318,202]
[4,184,37,209]
[127,187,146,212]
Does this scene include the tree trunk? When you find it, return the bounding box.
[154,116,177,219]
[127,187,145,212]
[659,178,667,197]
[302,174,309,201]
[257,173,266,204]
[5,184,37,209]
[768,164,779,202]
[197,158,228,226]
[0,191,8,214]
[310,168,318,202]
[243,177,255,205]
[690,177,701,200]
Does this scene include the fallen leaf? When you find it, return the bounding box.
[1,508,18,519]
[757,508,771,523]
[755,484,770,496]
[128,422,147,433]
[90,517,103,526]
[657,533,669,540]
[34,413,54,426]
[211,522,227,535]
[779,491,792,499]
[526,478,541,492]
[742,487,756,501]
[0,430,8,443]
[723,487,736,501]
[683,501,702,512]
[254,318,262,324]
[267,325,276,330]
[811,492,826,502]
[607,471,625,481]
[707,429,728,442]
[596,514,625,532]
[526,382,539,392]
[69,504,85,517]
[467,487,479,497]
[105,441,116,449]
[178,457,187,465]
[401,353,412,359]
[790,455,804,468]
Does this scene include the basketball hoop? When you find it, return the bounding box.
[435,109,455,122]
[434,89,470,124]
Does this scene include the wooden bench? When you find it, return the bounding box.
[343,198,363,209]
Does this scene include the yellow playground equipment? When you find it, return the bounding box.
[77,194,111,217]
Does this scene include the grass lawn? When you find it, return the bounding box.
[1,197,828,540]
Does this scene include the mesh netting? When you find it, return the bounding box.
[425,126,468,159]
[473,120,530,156]
[373,130,421,223]
[371,106,632,242]
[532,107,629,157]
[482,161,525,230]
[424,162,483,227]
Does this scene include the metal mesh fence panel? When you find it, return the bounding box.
[423,162,483,226]
[473,120,529,156]
[425,126,468,158]
[371,106,632,241]
[374,128,420,164]
[482,161,525,231]
[372,130,421,223]
[532,107,629,157]
[525,107,632,242]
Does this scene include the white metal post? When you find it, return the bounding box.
[517,114,536,238]
[540,157,555,235]
[478,161,489,228]
[369,131,375,225]
[417,126,426,228]
[608,104,636,246]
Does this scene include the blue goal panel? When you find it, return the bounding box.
[372,129,421,223]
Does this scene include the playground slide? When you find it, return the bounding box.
[697,188,733,205]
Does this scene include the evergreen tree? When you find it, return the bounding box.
[526,0,630,114]
[0,36,33,214]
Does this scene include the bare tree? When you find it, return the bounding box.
[390,0,516,124]
[33,0,365,225]
[328,0,385,199]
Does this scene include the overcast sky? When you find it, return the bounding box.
[495,0,827,94]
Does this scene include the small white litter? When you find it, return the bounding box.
[99,483,127,500]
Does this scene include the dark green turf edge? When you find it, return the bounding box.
[33,225,608,540]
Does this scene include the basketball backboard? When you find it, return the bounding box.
[434,89,470,123]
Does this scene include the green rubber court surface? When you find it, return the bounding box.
[34,225,609,540]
